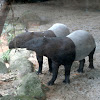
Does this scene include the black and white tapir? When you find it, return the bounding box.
[9,23,70,74]
[9,30,96,85]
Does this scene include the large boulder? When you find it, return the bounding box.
[17,73,46,99]
[0,61,8,74]
[9,48,31,64]
[9,58,34,77]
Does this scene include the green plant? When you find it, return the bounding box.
[7,32,14,43]
[1,49,11,63]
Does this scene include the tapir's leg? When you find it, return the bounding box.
[48,58,52,73]
[36,55,43,74]
[88,48,95,69]
[48,62,59,85]
[63,63,72,84]
[77,59,85,73]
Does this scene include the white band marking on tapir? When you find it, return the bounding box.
[48,23,70,37]
[67,30,96,61]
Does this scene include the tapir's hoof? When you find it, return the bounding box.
[88,65,94,69]
[47,81,54,86]
[48,69,52,73]
[36,71,42,75]
[77,69,84,73]
[63,79,70,84]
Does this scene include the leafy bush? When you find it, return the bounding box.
[1,49,11,63]
[7,32,14,43]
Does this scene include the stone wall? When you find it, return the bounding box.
[55,0,100,9]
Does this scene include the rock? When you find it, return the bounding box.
[17,73,46,99]
[0,61,8,74]
[71,61,79,70]
[9,58,34,77]
[9,48,31,64]
[0,57,4,63]
[19,11,49,28]
[0,95,38,100]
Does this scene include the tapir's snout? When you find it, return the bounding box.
[9,40,28,49]
[9,41,14,49]
[9,40,19,49]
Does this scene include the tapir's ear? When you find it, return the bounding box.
[31,32,34,35]
[25,28,28,32]
[43,37,48,43]
[31,32,34,37]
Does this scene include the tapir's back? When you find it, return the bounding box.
[67,30,96,61]
[48,23,70,37]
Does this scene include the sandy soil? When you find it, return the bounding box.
[0,1,100,100]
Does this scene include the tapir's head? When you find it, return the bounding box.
[20,37,47,50]
[9,32,34,49]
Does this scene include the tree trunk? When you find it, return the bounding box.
[0,0,10,36]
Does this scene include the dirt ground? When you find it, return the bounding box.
[0,1,100,100]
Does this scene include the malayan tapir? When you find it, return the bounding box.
[9,23,70,74]
[9,30,96,85]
